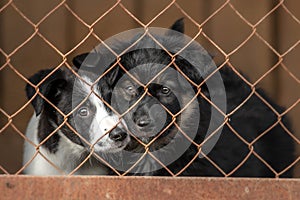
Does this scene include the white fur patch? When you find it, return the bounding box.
[23,114,108,175]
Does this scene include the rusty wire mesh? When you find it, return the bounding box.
[0,0,299,177]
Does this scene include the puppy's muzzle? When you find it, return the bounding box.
[100,116,128,142]
[109,127,127,142]
[135,115,152,128]
[131,97,167,137]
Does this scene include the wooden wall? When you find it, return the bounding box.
[0,0,299,176]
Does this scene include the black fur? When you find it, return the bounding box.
[26,68,84,153]
[169,18,184,33]
[26,69,65,116]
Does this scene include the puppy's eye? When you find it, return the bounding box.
[161,86,170,95]
[78,107,89,117]
[125,85,136,95]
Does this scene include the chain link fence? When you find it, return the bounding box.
[0,0,299,177]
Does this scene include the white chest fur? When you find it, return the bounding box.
[23,114,108,175]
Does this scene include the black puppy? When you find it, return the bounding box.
[72,19,295,177]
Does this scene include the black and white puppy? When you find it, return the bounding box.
[23,68,130,175]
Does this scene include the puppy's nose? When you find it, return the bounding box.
[109,128,127,142]
[136,115,151,127]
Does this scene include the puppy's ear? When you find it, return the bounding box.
[169,18,184,33]
[73,53,100,69]
[105,66,120,86]
[175,56,203,86]
[73,53,89,69]
[26,69,67,116]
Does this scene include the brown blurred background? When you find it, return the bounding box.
[0,0,299,176]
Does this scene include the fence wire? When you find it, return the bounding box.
[0,0,299,177]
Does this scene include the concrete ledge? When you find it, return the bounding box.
[1,176,300,199]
